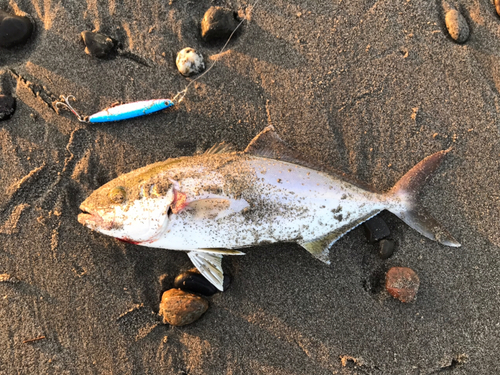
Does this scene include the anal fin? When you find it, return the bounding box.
[187,251,225,291]
[298,210,381,264]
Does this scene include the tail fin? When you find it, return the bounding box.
[387,150,461,247]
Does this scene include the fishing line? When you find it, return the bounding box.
[56,0,260,123]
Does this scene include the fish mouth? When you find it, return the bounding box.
[78,205,102,228]
[78,205,119,231]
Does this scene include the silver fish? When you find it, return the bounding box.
[78,126,460,290]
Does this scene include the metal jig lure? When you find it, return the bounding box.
[55,0,257,124]
[55,95,174,123]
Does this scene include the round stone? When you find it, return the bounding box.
[81,31,116,58]
[445,9,469,43]
[496,0,500,17]
[0,10,34,48]
[201,7,239,42]
[159,288,209,326]
[0,95,16,121]
[385,267,420,303]
[174,271,219,296]
[378,239,395,259]
[176,48,205,76]
[174,269,230,295]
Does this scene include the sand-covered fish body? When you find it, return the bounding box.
[78,126,460,290]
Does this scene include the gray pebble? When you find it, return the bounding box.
[176,48,205,76]
[81,31,116,58]
[0,10,34,48]
[201,6,239,42]
[0,95,16,121]
[363,216,390,243]
[378,239,395,259]
[445,9,469,43]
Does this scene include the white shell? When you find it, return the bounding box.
[176,47,205,76]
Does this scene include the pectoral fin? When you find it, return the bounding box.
[187,251,225,291]
[187,197,249,220]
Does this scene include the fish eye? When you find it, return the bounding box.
[109,186,127,204]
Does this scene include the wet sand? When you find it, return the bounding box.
[0,0,499,373]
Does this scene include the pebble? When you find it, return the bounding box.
[0,95,16,121]
[176,48,205,76]
[385,267,420,303]
[174,270,230,296]
[363,216,390,243]
[159,288,209,326]
[201,6,239,42]
[445,9,469,43]
[496,0,500,17]
[378,239,395,259]
[81,31,116,58]
[0,10,34,48]
[0,273,19,283]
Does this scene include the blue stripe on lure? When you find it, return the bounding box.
[54,95,175,123]
[88,99,174,123]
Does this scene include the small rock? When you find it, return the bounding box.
[174,270,230,296]
[0,273,19,283]
[385,267,420,303]
[201,6,239,42]
[496,0,500,17]
[445,9,469,43]
[363,216,390,243]
[379,239,395,259]
[81,31,116,58]
[176,48,205,76]
[0,11,34,48]
[159,289,209,326]
[0,95,16,121]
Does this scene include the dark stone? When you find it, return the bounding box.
[445,8,469,43]
[0,11,34,48]
[379,239,395,259]
[81,31,116,58]
[201,7,239,42]
[363,216,390,243]
[0,95,16,121]
[174,270,230,296]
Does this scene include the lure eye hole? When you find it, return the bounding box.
[109,186,127,204]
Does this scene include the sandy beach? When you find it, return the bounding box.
[0,0,499,373]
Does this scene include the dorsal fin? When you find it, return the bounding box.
[204,142,235,155]
[244,125,317,166]
[245,126,376,192]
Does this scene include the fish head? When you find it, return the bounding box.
[78,173,176,244]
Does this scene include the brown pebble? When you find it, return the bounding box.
[445,9,469,43]
[496,0,500,17]
[385,267,420,303]
[0,273,19,283]
[159,289,209,326]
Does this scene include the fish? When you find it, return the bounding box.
[78,126,460,290]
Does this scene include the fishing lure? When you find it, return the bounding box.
[55,0,257,124]
[55,95,174,123]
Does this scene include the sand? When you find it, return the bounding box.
[0,0,499,373]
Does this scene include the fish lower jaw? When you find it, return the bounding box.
[78,212,97,228]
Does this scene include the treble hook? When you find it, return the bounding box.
[54,95,89,123]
